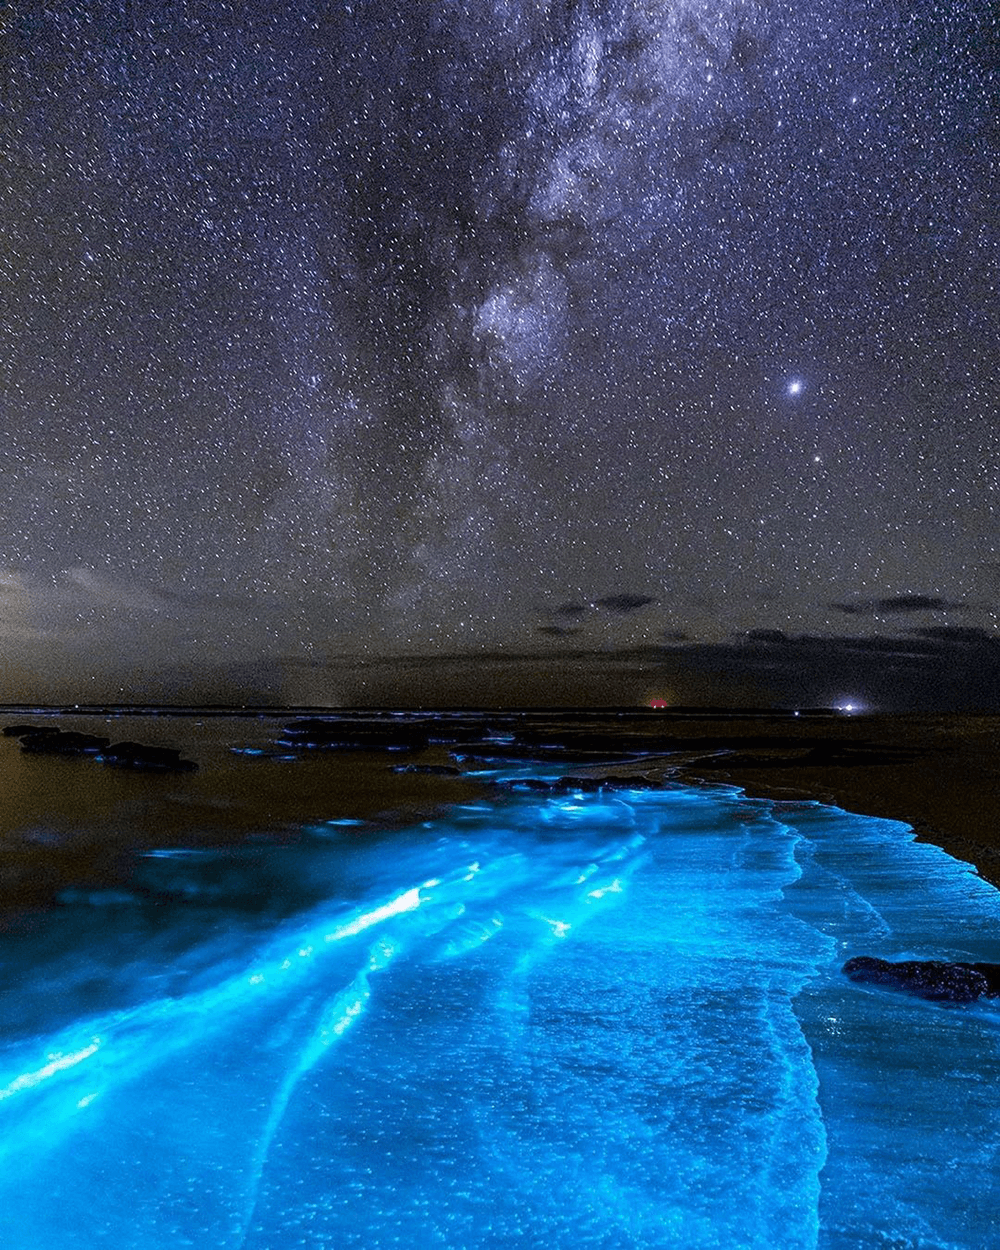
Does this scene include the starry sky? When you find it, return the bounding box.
[2,0,998,707]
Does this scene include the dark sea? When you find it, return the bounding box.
[1,709,999,1248]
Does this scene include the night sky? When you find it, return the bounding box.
[3,1,998,707]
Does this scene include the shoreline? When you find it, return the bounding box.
[657,714,1000,890]
[2,708,997,904]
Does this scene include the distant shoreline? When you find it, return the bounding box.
[0,703,858,718]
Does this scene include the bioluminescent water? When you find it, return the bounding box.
[2,756,1000,1247]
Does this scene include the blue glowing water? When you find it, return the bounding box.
[2,765,999,1247]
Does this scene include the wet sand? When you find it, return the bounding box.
[1,709,998,904]
[0,714,490,911]
[663,713,1000,889]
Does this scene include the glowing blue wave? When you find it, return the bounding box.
[0,782,999,1247]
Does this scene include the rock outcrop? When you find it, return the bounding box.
[281,719,430,752]
[19,730,110,754]
[843,955,1000,1003]
[99,742,198,772]
[3,724,197,772]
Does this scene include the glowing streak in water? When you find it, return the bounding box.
[587,879,623,900]
[0,1041,101,1101]
[322,883,432,943]
[0,881,441,1140]
[0,813,654,1242]
[238,936,399,1248]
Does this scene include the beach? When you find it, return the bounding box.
[1,707,1000,1247]
[661,712,1000,890]
[1,708,998,904]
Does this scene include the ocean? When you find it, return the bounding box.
[0,710,998,1247]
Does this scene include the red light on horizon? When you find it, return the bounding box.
[648,699,670,709]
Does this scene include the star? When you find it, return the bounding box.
[0,0,994,706]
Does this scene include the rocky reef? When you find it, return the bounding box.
[4,725,196,772]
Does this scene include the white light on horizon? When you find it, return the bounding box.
[835,700,865,714]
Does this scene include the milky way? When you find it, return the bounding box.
[2,1,997,704]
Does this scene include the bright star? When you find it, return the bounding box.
[787,379,803,396]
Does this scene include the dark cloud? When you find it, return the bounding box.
[596,594,658,614]
[832,595,968,616]
[536,624,583,637]
[554,602,588,617]
[877,595,966,613]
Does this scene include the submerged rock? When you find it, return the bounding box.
[490,773,662,794]
[843,955,1000,1003]
[555,774,661,792]
[99,741,198,772]
[493,777,554,792]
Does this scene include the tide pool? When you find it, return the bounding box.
[0,776,998,1247]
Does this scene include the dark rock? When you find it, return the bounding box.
[968,962,1000,995]
[20,730,110,755]
[454,746,625,765]
[3,724,57,737]
[427,725,506,745]
[488,772,664,794]
[99,741,198,772]
[283,717,341,738]
[842,955,1000,1003]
